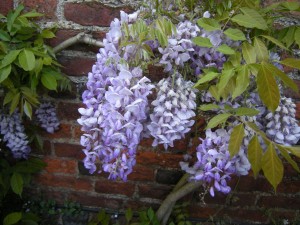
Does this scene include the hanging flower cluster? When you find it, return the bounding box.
[35,102,60,134]
[0,110,31,159]
[181,129,250,197]
[147,73,197,149]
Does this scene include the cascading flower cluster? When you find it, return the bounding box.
[147,73,197,149]
[180,129,250,197]
[35,102,60,134]
[0,110,31,159]
[78,10,155,181]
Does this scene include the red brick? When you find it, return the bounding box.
[44,158,77,174]
[136,151,183,168]
[218,208,268,224]
[138,184,172,200]
[234,175,274,193]
[64,2,131,27]
[40,123,72,139]
[95,180,135,197]
[54,143,84,160]
[188,205,219,219]
[258,195,300,209]
[48,29,81,48]
[296,101,300,120]
[284,80,300,99]
[0,0,13,15]
[127,165,155,181]
[34,173,93,191]
[73,125,84,140]
[20,0,57,20]
[57,102,81,121]
[147,65,168,82]
[69,192,123,209]
[58,55,95,76]
[31,140,52,156]
[229,193,257,207]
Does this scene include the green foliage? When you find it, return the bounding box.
[0,5,70,118]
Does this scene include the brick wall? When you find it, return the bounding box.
[1,1,300,224]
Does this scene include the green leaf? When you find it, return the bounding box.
[23,100,33,119]
[147,207,155,220]
[7,5,24,32]
[282,26,296,48]
[3,212,22,225]
[41,30,56,39]
[3,91,15,105]
[240,7,268,30]
[10,172,23,196]
[235,107,259,116]
[0,30,11,41]
[262,61,298,92]
[295,28,300,48]
[1,50,21,68]
[248,135,263,178]
[232,65,250,99]
[197,18,221,31]
[262,144,284,191]
[0,65,12,83]
[206,113,231,129]
[246,122,268,140]
[41,72,57,90]
[231,14,257,29]
[281,1,300,11]
[283,146,300,158]
[194,72,219,87]
[277,145,300,173]
[229,52,242,67]
[254,37,269,62]
[224,28,246,41]
[217,44,235,55]
[217,69,235,92]
[10,92,20,114]
[125,208,133,222]
[280,58,300,70]
[199,104,220,111]
[257,64,280,112]
[20,11,43,18]
[228,124,245,158]
[242,42,256,64]
[18,49,36,71]
[209,85,220,101]
[192,37,213,48]
[261,35,289,51]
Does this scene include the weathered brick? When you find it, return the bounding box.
[218,208,268,224]
[156,169,184,185]
[128,165,155,181]
[296,101,300,120]
[57,102,82,121]
[233,175,273,193]
[64,2,131,27]
[34,173,93,191]
[20,0,57,20]
[44,158,77,174]
[73,125,84,140]
[69,192,123,209]
[48,29,81,48]
[54,143,84,160]
[188,205,219,219]
[95,180,135,197]
[31,140,52,156]
[58,55,95,76]
[138,184,172,200]
[258,195,300,209]
[136,151,183,168]
[0,0,13,15]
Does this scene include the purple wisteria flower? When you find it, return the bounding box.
[147,73,197,149]
[158,21,200,72]
[78,10,154,181]
[180,128,250,197]
[0,110,31,159]
[35,102,60,134]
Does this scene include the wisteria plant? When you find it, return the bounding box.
[78,0,300,223]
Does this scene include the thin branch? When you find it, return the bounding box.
[53,32,104,54]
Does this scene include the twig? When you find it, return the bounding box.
[53,32,104,54]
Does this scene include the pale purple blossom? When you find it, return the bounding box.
[35,102,60,133]
[0,110,31,159]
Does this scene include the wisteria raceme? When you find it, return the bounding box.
[0,110,31,159]
[158,21,199,72]
[180,128,250,197]
[78,10,154,180]
[35,102,60,134]
[147,73,197,149]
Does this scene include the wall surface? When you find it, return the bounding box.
[1,0,300,224]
